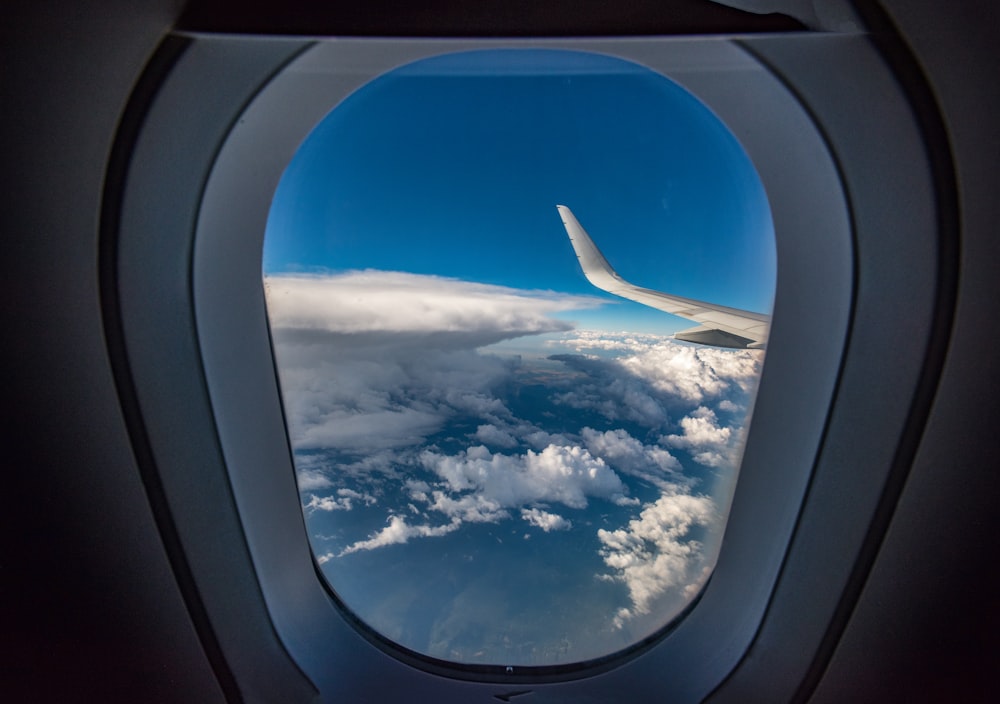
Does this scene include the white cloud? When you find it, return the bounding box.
[420,444,632,511]
[581,427,687,491]
[597,490,718,628]
[337,488,378,506]
[340,515,462,556]
[473,423,519,448]
[298,407,446,451]
[296,468,333,491]
[426,491,509,524]
[668,407,732,446]
[523,429,572,450]
[617,342,761,404]
[556,330,673,352]
[303,487,378,513]
[552,331,763,428]
[549,354,670,428]
[329,438,645,553]
[337,450,417,478]
[521,507,573,532]
[273,346,506,452]
[663,406,742,468]
[304,494,353,512]
[405,479,431,498]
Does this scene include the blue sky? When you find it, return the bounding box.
[264,48,775,333]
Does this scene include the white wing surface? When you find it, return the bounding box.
[557,205,769,349]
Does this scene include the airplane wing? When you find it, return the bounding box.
[556,205,769,349]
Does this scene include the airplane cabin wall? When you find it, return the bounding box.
[812,1,1000,700]
[2,2,225,702]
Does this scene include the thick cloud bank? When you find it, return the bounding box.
[267,272,599,452]
[265,272,598,337]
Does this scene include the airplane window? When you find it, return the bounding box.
[262,48,774,668]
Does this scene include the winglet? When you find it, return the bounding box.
[556,205,627,294]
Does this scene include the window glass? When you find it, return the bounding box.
[263,49,774,667]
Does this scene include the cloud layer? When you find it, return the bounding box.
[265,274,764,644]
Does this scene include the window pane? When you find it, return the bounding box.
[263,48,774,667]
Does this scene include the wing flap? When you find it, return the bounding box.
[673,325,755,348]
